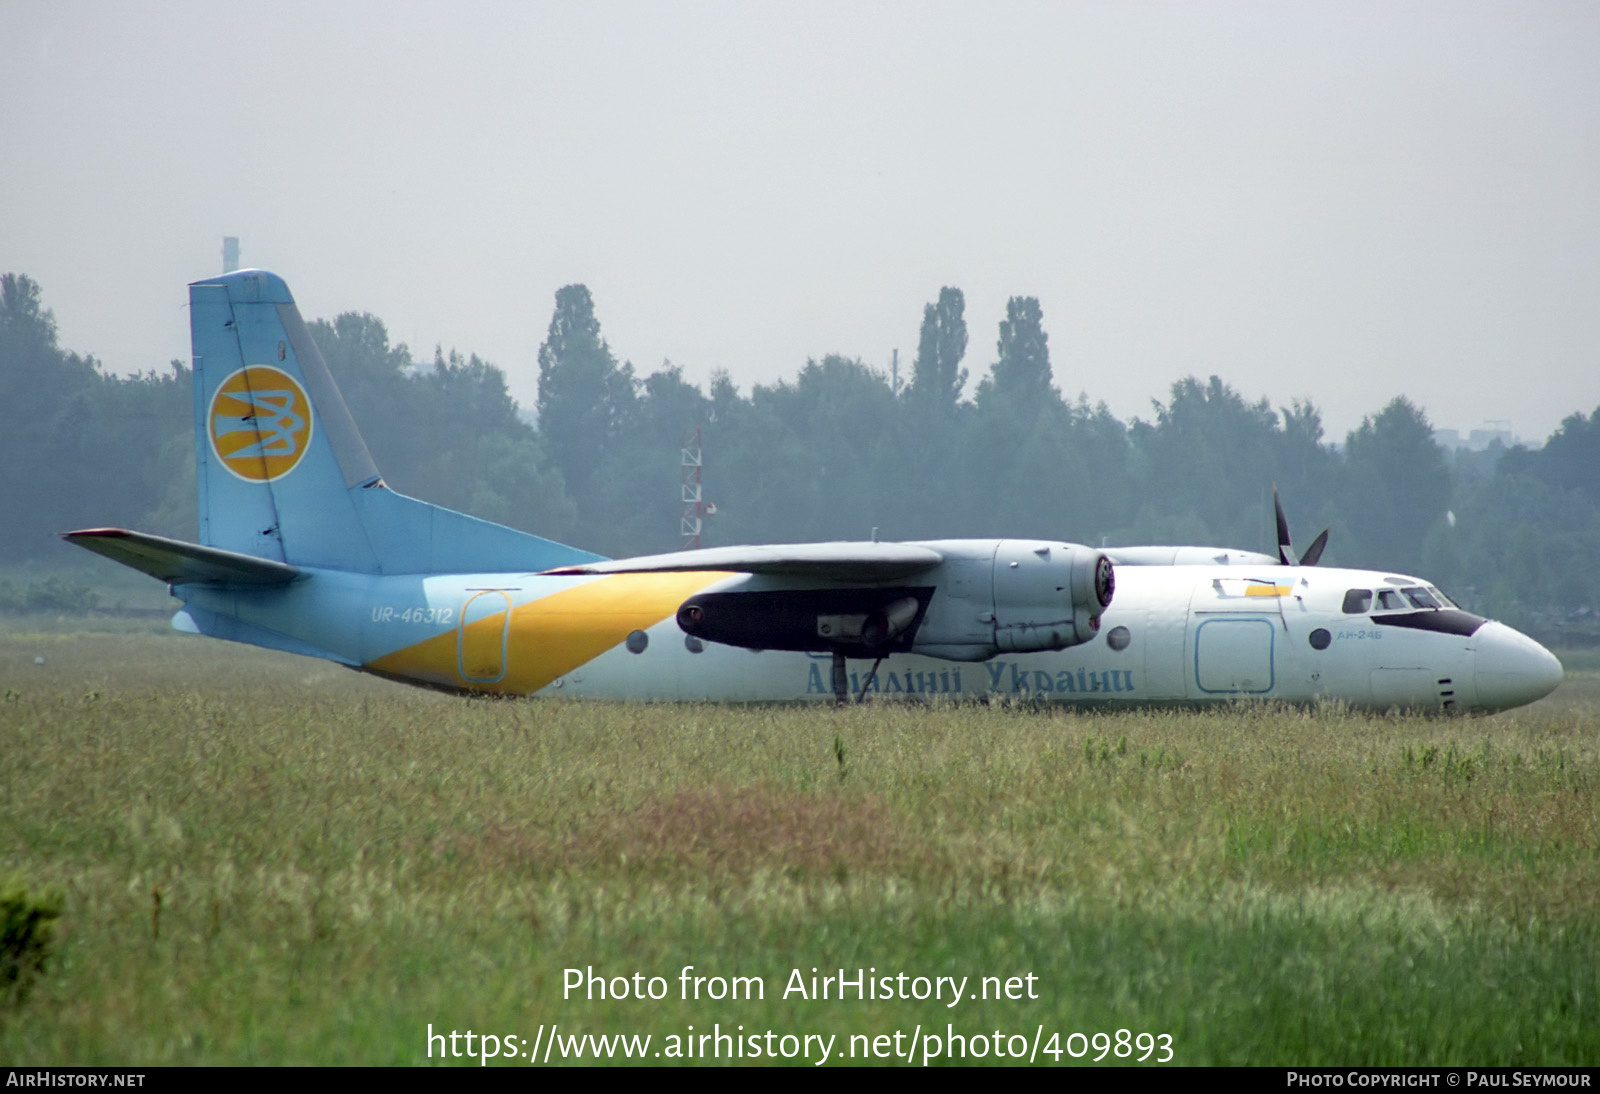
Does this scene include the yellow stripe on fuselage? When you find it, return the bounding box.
[1244,584,1293,597]
[364,571,731,694]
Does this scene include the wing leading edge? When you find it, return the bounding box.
[542,541,944,581]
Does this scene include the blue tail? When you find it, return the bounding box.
[190,270,600,574]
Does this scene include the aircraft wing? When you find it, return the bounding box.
[1104,546,1279,567]
[63,528,302,586]
[542,541,944,581]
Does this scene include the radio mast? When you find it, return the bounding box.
[680,426,714,549]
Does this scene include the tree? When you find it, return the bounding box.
[308,316,576,542]
[1500,405,1600,506]
[708,356,898,544]
[308,312,421,480]
[977,296,1053,406]
[581,363,714,556]
[415,349,575,540]
[0,274,123,559]
[1129,376,1282,550]
[0,273,97,436]
[1341,396,1450,574]
[1445,468,1600,625]
[1,274,61,364]
[535,285,637,495]
[906,287,968,413]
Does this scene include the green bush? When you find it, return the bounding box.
[2,877,62,1005]
[0,576,100,615]
[25,577,98,613]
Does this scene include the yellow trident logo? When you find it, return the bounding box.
[208,366,314,482]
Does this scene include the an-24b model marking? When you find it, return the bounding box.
[67,270,1562,713]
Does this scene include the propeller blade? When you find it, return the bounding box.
[1298,529,1330,567]
[1273,487,1293,566]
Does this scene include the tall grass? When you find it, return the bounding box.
[1,630,1596,1064]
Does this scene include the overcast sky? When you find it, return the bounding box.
[4,1,1598,444]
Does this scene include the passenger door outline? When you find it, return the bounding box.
[458,589,513,683]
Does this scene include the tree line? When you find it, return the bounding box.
[3,272,1596,639]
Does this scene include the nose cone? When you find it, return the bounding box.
[1474,622,1563,712]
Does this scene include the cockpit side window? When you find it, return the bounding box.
[1403,587,1442,609]
[1376,590,1408,611]
[1343,589,1373,613]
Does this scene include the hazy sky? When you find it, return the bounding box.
[5,1,1598,444]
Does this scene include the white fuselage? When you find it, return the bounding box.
[547,566,1557,712]
[178,563,1563,713]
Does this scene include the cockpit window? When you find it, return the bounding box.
[1342,589,1373,613]
[1403,587,1442,609]
[1427,586,1458,609]
[1376,590,1408,611]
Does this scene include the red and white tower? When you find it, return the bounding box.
[680,426,714,549]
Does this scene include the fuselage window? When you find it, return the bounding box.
[1403,587,1442,609]
[1376,590,1408,611]
[1342,589,1373,613]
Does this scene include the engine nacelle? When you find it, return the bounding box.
[907,539,1115,661]
[672,539,1114,663]
[989,541,1114,653]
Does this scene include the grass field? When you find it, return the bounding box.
[2,621,1596,1066]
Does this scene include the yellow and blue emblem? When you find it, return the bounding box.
[208,365,314,483]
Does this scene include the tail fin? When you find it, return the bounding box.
[190,270,600,574]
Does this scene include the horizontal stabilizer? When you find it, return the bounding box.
[62,528,302,586]
[543,541,944,581]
